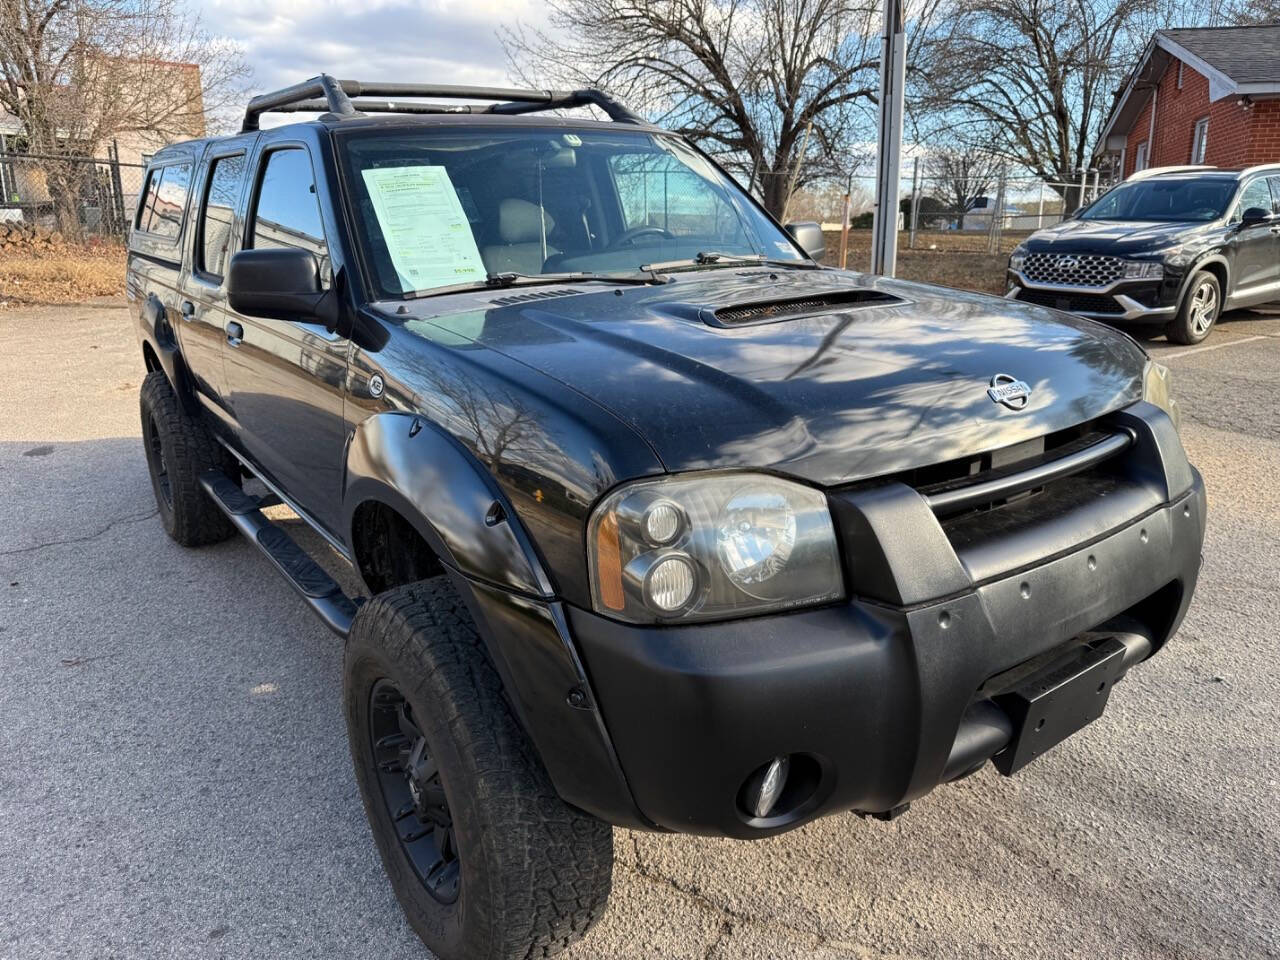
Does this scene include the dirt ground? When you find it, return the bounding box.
[0,230,1018,308]
[0,241,125,306]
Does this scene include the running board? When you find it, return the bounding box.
[199,471,359,637]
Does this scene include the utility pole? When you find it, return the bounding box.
[871,0,905,276]
[986,164,1007,255]
[839,171,852,269]
[908,155,921,250]
[779,120,813,224]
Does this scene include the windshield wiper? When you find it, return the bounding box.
[642,251,819,272]
[402,271,665,300]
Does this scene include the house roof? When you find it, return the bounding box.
[1160,25,1280,85]
[1096,25,1280,155]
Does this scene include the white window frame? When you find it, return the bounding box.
[1177,61,1184,89]
[1191,118,1209,165]
[1135,141,1149,172]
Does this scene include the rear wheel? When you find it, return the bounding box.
[139,370,237,546]
[344,577,613,960]
[1166,270,1221,345]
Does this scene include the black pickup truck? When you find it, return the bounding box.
[127,76,1205,960]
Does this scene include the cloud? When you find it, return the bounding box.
[204,0,539,127]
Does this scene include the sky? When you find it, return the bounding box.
[203,0,540,127]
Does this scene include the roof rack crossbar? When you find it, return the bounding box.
[241,76,643,131]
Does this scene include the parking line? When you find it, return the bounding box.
[1160,334,1268,361]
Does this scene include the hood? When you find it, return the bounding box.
[393,268,1146,487]
[1022,218,1205,254]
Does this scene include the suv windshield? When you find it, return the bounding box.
[337,126,805,299]
[1079,177,1236,223]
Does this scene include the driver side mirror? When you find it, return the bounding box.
[784,221,827,262]
[227,247,336,327]
[1240,206,1272,227]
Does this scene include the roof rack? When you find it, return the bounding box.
[241,74,644,132]
[1125,164,1214,182]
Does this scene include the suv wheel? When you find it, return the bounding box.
[1166,270,1221,345]
[343,577,613,960]
[139,370,238,546]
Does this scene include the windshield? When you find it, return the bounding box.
[1078,177,1236,223]
[337,126,804,299]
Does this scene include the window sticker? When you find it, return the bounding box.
[361,165,487,292]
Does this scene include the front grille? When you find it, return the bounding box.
[1021,253,1124,288]
[1016,289,1124,315]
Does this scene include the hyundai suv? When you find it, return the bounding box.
[1007,164,1280,344]
[126,76,1205,960]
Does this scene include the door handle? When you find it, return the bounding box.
[226,321,244,347]
[180,300,195,319]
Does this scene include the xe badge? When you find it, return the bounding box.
[987,373,1031,410]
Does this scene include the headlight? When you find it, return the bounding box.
[1123,260,1164,280]
[588,474,845,623]
[1009,245,1027,271]
[1143,360,1180,430]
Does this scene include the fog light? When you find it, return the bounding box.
[645,554,695,612]
[747,756,790,818]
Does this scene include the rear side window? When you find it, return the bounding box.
[148,163,192,239]
[250,148,329,283]
[135,169,162,232]
[197,154,245,278]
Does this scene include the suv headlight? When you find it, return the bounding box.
[1143,360,1180,430]
[1009,245,1027,271]
[1123,260,1164,280]
[587,474,845,623]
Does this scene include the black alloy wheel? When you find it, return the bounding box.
[367,678,460,904]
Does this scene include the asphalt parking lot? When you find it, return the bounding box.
[2,301,1278,960]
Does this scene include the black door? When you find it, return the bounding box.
[221,142,349,535]
[1228,177,1280,303]
[179,143,255,437]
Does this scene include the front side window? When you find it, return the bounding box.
[250,148,329,282]
[198,154,245,278]
[1080,177,1234,223]
[1235,178,1273,221]
[337,127,803,299]
[1191,118,1209,165]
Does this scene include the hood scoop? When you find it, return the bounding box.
[706,288,903,326]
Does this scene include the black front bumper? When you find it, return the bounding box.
[469,403,1205,839]
[1006,273,1182,325]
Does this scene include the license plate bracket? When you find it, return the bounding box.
[992,637,1127,775]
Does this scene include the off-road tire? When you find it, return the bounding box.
[344,577,614,960]
[139,370,238,547]
[1165,270,1222,345]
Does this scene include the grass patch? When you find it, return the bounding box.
[0,243,126,306]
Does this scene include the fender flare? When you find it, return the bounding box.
[342,411,553,598]
[139,293,200,416]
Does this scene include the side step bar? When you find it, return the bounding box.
[199,471,359,637]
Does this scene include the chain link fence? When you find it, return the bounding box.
[0,151,146,242]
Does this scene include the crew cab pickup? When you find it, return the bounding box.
[127,75,1205,960]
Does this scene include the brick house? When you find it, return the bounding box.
[1097,25,1280,178]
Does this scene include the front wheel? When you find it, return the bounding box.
[1166,270,1222,345]
[344,578,613,960]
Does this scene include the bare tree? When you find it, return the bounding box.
[925,141,1001,227]
[923,0,1163,205]
[0,0,248,234]
[502,0,944,218]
